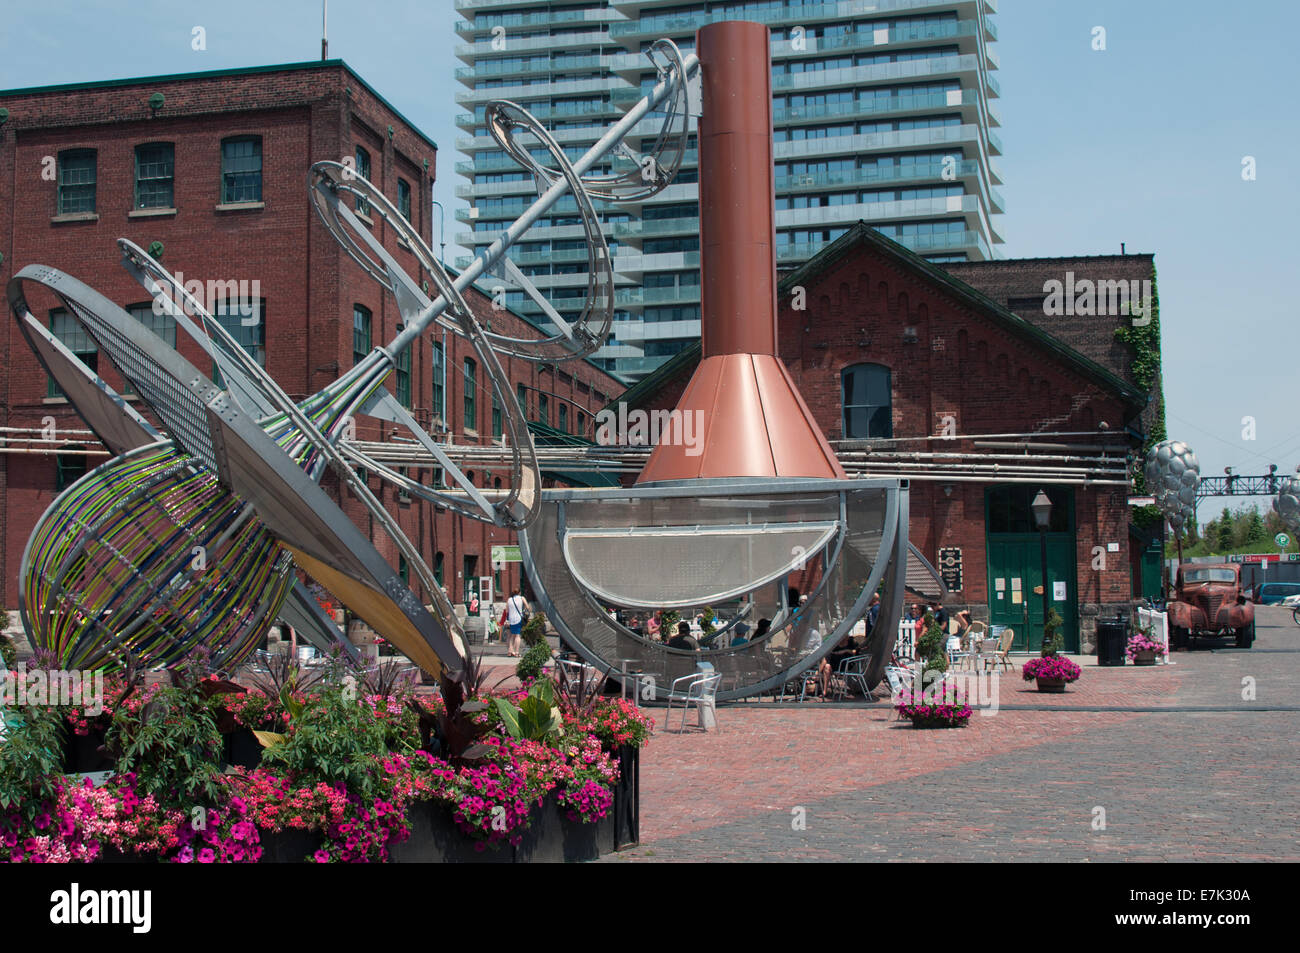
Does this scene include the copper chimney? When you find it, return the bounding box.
[637,20,845,483]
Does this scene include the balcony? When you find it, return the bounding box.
[610,0,978,39]
[455,7,604,36]
[615,285,701,306]
[611,216,700,240]
[456,31,609,61]
[774,159,980,193]
[456,75,620,105]
[772,89,982,126]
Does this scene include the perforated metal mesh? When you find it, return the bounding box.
[522,481,900,700]
[66,300,218,472]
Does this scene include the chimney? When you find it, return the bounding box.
[637,20,844,483]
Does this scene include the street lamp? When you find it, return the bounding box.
[1031,489,1052,653]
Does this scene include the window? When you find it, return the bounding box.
[57,150,96,214]
[56,447,89,491]
[986,485,1071,534]
[432,341,446,422]
[396,344,411,408]
[221,137,262,203]
[538,394,549,427]
[516,382,527,415]
[397,178,412,221]
[558,404,568,434]
[355,146,371,214]
[399,555,409,587]
[353,305,371,366]
[492,389,503,439]
[841,363,892,439]
[48,309,97,398]
[434,552,444,586]
[134,143,174,209]
[463,358,477,431]
[213,298,266,387]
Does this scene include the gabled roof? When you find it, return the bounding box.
[621,222,1147,412]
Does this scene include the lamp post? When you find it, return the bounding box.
[1031,489,1052,653]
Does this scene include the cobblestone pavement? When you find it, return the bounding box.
[603,606,1300,862]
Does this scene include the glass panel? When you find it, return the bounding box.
[222,138,262,203]
[58,150,96,214]
[135,143,174,209]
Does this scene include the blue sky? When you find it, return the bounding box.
[1,0,1295,518]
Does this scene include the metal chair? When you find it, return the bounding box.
[835,653,873,700]
[676,673,722,732]
[983,627,1016,672]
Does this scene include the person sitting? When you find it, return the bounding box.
[729,621,751,646]
[752,618,771,642]
[667,621,698,651]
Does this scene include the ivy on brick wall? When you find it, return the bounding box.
[1114,265,1165,531]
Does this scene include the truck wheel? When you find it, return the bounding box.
[1170,626,1189,650]
[1292,606,1300,628]
[1235,622,1255,648]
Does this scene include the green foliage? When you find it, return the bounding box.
[1041,608,1065,657]
[493,678,562,744]
[1183,504,1294,558]
[0,701,65,825]
[699,606,716,640]
[515,641,552,683]
[916,611,948,682]
[260,681,392,799]
[1114,269,1165,532]
[109,675,225,808]
[0,633,15,671]
[659,609,680,636]
[520,611,548,647]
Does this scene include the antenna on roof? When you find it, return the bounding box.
[321,0,328,61]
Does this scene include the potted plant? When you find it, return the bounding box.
[895,612,972,728]
[1021,609,1081,692]
[1126,626,1165,666]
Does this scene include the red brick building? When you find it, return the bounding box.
[0,61,622,620]
[619,224,1162,653]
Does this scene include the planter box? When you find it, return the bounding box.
[259,828,326,863]
[1132,650,1159,666]
[62,724,115,774]
[1035,676,1067,693]
[223,727,264,770]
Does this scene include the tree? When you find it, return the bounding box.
[1216,506,1235,552]
[1244,507,1267,545]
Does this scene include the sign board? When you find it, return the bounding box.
[1276,533,1291,549]
[937,547,963,592]
[1229,553,1300,564]
[1053,580,1067,601]
[1127,496,1156,506]
[490,545,521,564]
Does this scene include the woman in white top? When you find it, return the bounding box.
[504,590,530,657]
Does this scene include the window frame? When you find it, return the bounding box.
[220,136,263,204]
[841,362,893,439]
[353,305,372,366]
[57,149,97,215]
[134,142,175,209]
[463,357,477,432]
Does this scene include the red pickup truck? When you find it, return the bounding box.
[1168,563,1255,649]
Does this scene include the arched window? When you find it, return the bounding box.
[841,363,892,439]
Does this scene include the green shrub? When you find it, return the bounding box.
[109,675,225,808]
[260,682,391,799]
[515,641,552,683]
[0,701,65,826]
[916,611,948,683]
[520,611,548,647]
[0,633,15,671]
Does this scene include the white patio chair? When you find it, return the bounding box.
[677,673,722,732]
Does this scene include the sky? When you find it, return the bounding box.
[1,0,1295,520]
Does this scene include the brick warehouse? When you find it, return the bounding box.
[0,61,623,638]
[619,223,1164,653]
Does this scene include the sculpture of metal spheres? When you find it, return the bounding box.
[1143,439,1200,534]
[1274,467,1300,533]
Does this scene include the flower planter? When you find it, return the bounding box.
[388,794,618,864]
[259,828,327,863]
[1132,649,1158,666]
[1035,676,1067,693]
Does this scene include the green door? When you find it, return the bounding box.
[986,486,1079,653]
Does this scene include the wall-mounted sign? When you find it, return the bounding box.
[938,547,963,592]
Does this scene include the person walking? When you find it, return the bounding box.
[504,589,530,657]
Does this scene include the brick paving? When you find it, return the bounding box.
[602,606,1300,862]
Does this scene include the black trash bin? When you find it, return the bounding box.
[1096,616,1128,666]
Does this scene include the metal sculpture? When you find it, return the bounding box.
[10,38,696,682]
[1144,439,1201,536]
[519,22,913,699]
[1273,467,1300,534]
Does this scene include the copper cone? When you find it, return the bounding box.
[637,20,845,483]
